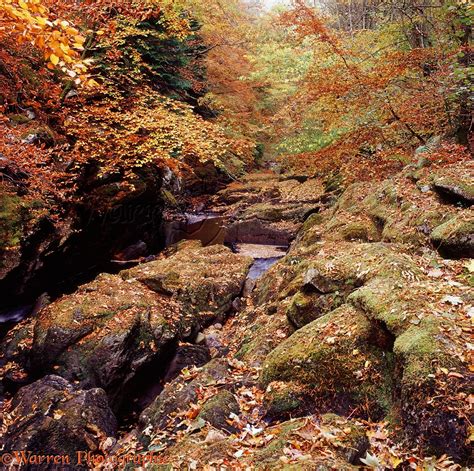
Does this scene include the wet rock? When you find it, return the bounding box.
[112,240,148,262]
[225,218,297,246]
[2,375,117,467]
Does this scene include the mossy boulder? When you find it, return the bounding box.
[251,417,363,470]
[139,359,230,433]
[348,278,471,461]
[0,191,27,278]
[2,375,117,464]
[430,214,474,258]
[197,389,240,433]
[17,243,251,408]
[31,273,175,406]
[123,243,252,324]
[286,291,344,329]
[262,381,307,420]
[0,192,24,251]
[432,174,474,206]
[261,305,393,420]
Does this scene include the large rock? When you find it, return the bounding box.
[430,215,474,258]
[431,168,474,206]
[261,305,394,420]
[139,358,231,433]
[122,242,253,324]
[1,375,117,468]
[2,242,251,408]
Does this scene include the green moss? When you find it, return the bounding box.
[8,114,32,124]
[301,212,324,232]
[394,322,456,386]
[432,176,474,200]
[161,189,178,207]
[431,215,474,242]
[264,381,304,418]
[286,291,344,329]
[0,193,24,249]
[340,222,377,242]
[261,305,392,417]
[253,419,306,464]
[197,390,239,432]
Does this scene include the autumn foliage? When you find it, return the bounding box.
[0,0,258,213]
[264,0,473,182]
[0,0,471,212]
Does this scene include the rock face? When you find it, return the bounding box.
[1,242,251,409]
[1,375,117,468]
[208,172,326,245]
[295,160,473,259]
[0,163,165,306]
[430,215,474,258]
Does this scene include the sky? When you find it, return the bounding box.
[262,0,289,10]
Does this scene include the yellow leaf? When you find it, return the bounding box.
[464,260,474,273]
[66,27,79,36]
[50,53,59,65]
[74,35,86,44]
[19,1,28,10]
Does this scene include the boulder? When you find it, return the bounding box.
[261,305,394,420]
[2,375,117,468]
[2,242,251,409]
[139,359,231,433]
[432,173,474,207]
[197,390,240,433]
[430,214,474,258]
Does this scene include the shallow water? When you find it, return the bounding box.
[0,305,32,324]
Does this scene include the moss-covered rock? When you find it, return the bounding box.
[262,381,307,420]
[139,358,231,433]
[261,305,393,420]
[197,390,240,433]
[2,375,117,465]
[122,243,253,323]
[286,291,344,329]
[432,172,474,206]
[4,242,251,408]
[430,214,474,258]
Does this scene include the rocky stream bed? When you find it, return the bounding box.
[0,162,472,469]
